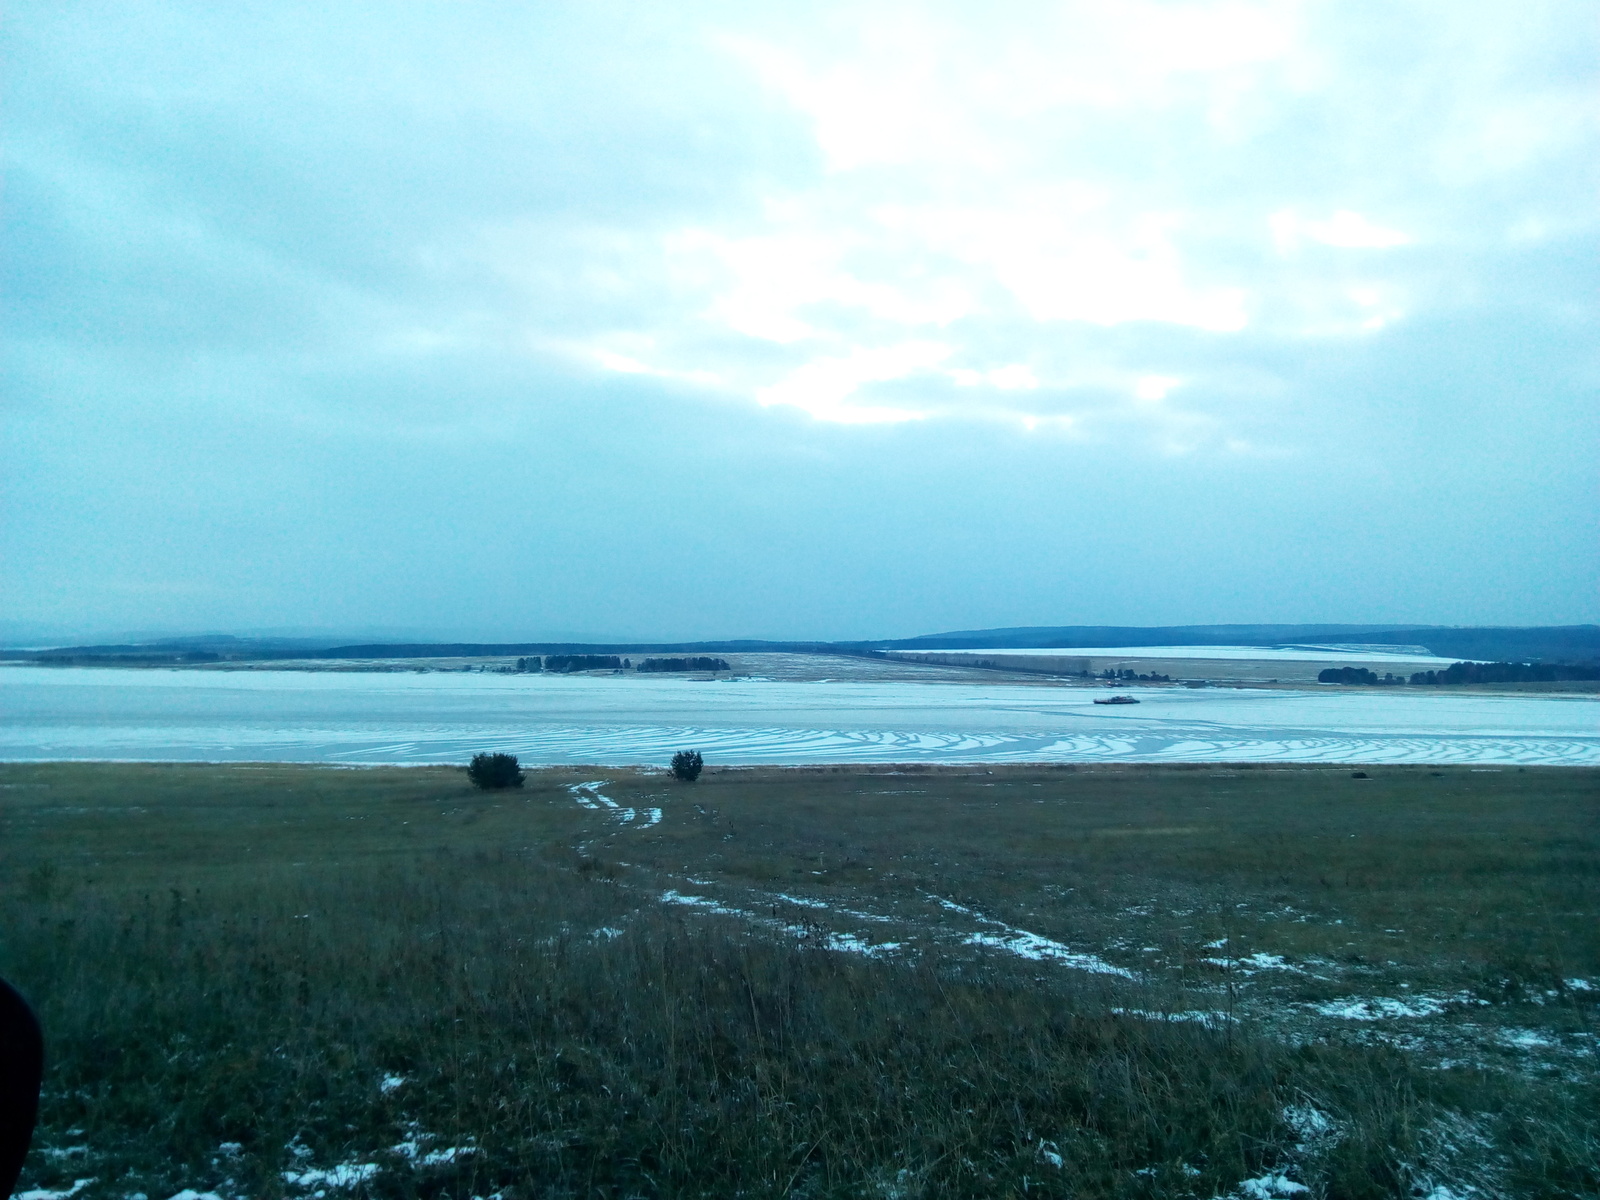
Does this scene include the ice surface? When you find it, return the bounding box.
[2,666,1594,766]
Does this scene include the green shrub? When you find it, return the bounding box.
[670,749,703,781]
[466,752,523,789]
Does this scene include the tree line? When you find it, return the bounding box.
[1319,661,1600,685]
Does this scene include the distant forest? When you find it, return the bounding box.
[1320,661,1600,685]
[543,655,625,673]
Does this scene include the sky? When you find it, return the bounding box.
[2,0,1596,643]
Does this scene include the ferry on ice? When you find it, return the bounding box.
[1093,695,1140,705]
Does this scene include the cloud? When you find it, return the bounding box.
[425,1,1592,443]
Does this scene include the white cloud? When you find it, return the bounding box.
[1272,209,1414,250]
[464,1,1596,445]
[755,341,948,423]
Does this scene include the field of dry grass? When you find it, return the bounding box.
[1,762,1595,1198]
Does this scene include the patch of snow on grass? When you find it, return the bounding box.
[640,807,662,826]
[16,1180,95,1200]
[821,932,897,956]
[661,890,746,916]
[1242,953,1300,972]
[394,1140,477,1167]
[966,931,1134,977]
[1310,993,1483,1020]
[379,1073,406,1093]
[1203,952,1303,974]
[1229,1173,1308,1198]
[925,892,1133,976]
[568,781,622,810]
[1282,1103,1340,1157]
[1113,1008,1236,1027]
[166,1191,225,1200]
[283,1162,381,1189]
[661,890,898,957]
[1497,1028,1554,1049]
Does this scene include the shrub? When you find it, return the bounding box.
[670,750,703,782]
[466,752,524,790]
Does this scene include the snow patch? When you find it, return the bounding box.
[379,1073,407,1093]
[1309,993,1484,1020]
[1497,1028,1554,1049]
[661,891,898,956]
[1113,1008,1235,1027]
[966,931,1134,976]
[927,893,1133,976]
[1229,1173,1308,1198]
[661,890,746,916]
[283,1162,381,1189]
[394,1140,476,1167]
[16,1181,95,1200]
[568,781,606,808]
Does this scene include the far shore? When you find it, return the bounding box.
[3,649,1596,694]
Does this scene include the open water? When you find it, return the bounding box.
[2,666,1595,766]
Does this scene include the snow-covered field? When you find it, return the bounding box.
[2,665,1595,765]
[899,644,1469,664]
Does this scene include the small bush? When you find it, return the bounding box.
[670,750,703,782]
[466,752,524,790]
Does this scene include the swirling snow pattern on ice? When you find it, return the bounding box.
[2,667,1595,766]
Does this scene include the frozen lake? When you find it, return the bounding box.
[2,666,1596,766]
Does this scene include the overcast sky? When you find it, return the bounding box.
[3,1,1595,642]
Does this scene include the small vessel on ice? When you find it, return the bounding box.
[1093,695,1140,705]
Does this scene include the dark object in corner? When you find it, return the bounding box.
[1351,771,1369,779]
[670,750,704,782]
[0,977,43,1198]
[467,752,525,789]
